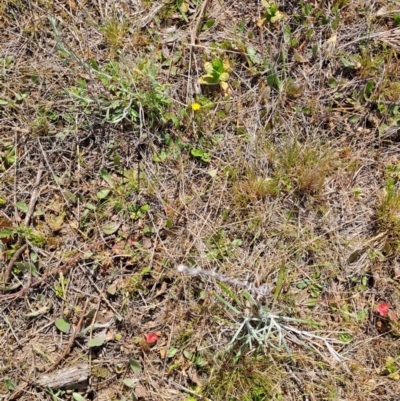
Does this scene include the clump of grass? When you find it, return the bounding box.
[202,353,276,400]
[100,16,129,52]
[376,178,400,250]
[267,138,336,197]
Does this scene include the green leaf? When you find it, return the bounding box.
[72,393,86,401]
[87,336,106,348]
[140,204,150,212]
[167,346,179,358]
[100,169,114,187]
[55,318,71,334]
[183,349,195,361]
[16,201,28,213]
[202,19,215,31]
[266,69,282,91]
[129,358,142,374]
[102,221,121,235]
[153,150,168,162]
[199,75,219,85]
[0,228,15,238]
[4,378,16,391]
[97,189,111,199]
[211,59,223,73]
[0,98,9,105]
[123,378,138,388]
[356,308,368,322]
[89,58,99,71]
[14,262,39,277]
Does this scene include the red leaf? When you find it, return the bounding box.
[376,302,390,317]
[145,333,158,344]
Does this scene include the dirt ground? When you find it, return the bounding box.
[1,1,400,400]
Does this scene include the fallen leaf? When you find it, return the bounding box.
[135,384,147,399]
[377,302,390,317]
[388,310,398,321]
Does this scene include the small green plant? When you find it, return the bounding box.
[49,17,170,127]
[259,0,286,25]
[190,148,211,163]
[0,142,16,172]
[128,203,150,220]
[205,230,242,261]
[54,273,68,299]
[198,58,230,91]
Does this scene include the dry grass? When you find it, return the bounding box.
[1,1,400,400]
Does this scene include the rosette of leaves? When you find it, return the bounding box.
[198,59,230,91]
[258,1,286,26]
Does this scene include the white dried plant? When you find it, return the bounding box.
[177,264,344,362]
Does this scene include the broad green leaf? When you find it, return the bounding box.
[199,75,219,85]
[87,336,106,348]
[129,358,142,374]
[16,201,28,213]
[219,72,229,82]
[55,318,71,334]
[140,204,150,212]
[97,189,111,199]
[72,393,86,401]
[102,221,121,235]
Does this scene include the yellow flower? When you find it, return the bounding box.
[191,102,201,111]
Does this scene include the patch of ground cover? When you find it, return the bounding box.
[1,0,400,400]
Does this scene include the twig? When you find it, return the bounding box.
[24,162,44,227]
[3,244,27,285]
[44,300,89,374]
[78,264,123,321]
